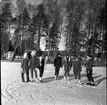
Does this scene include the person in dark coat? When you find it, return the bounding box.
[54,53,62,80]
[39,54,46,82]
[21,53,30,82]
[63,55,72,81]
[73,57,82,84]
[86,55,95,85]
[30,51,40,82]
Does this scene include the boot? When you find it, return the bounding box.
[67,76,70,81]
[39,77,43,82]
[63,76,67,81]
[90,82,96,86]
[54,76,57,80]
[78,80,82,84]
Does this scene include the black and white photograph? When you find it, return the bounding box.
[1,0,106,105]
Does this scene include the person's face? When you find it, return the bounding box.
[76,58,78,61]
[58,54,60,57]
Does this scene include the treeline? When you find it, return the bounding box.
[0,0,106,62]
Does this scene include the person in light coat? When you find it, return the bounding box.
[30,51,40,82]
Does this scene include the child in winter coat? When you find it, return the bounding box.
[73,57,82,84]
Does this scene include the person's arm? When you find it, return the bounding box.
[60,57,63,67]
[44,56,48,70]
[21,59,24,68]
[21,59,24,72]
[80,61,82,72]
[54,58,56,67]
[73,63,75,74]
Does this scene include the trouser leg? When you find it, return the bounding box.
[39,66,44,77]
[26,70,29,82]
[57,68,60,76]
[66,70,70,80]
[55,67,57,76]
[55,67,60,77]
[34,68,38,78]
[34,70,38,78]
[21,72,25,82]
[67,70,70,76]
[31,68,33,79]
[87,70,91,82]
[74,72,77,79]
[89,69,94,82]
[64,70,67,76]
[77,71,81,80]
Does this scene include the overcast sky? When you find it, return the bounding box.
[25,0,43,4]
[12,0,43,7]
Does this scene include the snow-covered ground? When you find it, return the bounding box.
[1,61,106,105]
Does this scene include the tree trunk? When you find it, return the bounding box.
[92,21,96,58]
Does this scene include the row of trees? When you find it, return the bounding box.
[62,0,106,61]
[0,0,106,62]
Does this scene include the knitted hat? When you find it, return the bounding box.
[31,51,36,56]
[23,53,28,58]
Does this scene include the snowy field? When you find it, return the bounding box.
[1,61,106,105]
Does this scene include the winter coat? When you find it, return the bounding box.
[63,57,72,72]
[30,56,40,69]
[54,56,62,68]
[73,60,82,74]
[86,59,93,71]
[21,58,29,72]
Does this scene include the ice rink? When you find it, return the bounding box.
[1,61,106,105]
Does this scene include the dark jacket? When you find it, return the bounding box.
[54,56,62,68]
[86,59,93,71]
[73,60,82,74]
[21,58,29,71]
[30,56,40,69]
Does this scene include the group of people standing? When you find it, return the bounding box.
[21,51,95,86]
[21,51,45,82]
